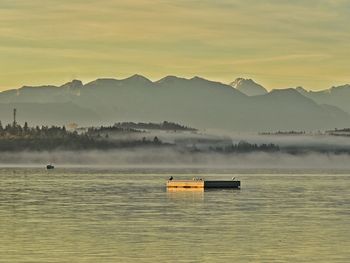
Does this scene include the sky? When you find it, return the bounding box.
[0,0,349,91]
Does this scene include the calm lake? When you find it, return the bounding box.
[0,168,349,262]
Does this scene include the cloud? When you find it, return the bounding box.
[0,0,349,90]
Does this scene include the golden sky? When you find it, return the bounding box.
[0,0,349,91]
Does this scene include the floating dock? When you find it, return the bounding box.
[167,180,240,189]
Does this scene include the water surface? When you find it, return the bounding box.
[0,168,349,262]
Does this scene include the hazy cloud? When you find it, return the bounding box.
[0,0,349,90]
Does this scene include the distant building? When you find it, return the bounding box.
[13,108,17,127]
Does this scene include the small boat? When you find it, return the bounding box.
[167,178,240,189]
[46,164,54,170]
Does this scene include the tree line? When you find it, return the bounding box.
[0,122,165,151]
[209,141,280,153]
[113,121,197,131]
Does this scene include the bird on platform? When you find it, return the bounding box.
[169,176,173,181]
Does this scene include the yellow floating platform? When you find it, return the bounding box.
[167,180,240,189]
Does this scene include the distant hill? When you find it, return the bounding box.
[0,75,349,131]
[114,121,196,131]
[296,85,350,114]
[0,102,100,126]
[248,88,349,130]
[230,78,268,96]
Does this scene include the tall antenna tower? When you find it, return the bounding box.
[13,108,17,126]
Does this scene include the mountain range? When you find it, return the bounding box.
[0,75,349,132]
[230,78,268,96]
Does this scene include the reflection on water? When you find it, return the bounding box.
[0,169,349,263]
[167,187,205,201]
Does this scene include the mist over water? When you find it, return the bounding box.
[1,149,350,171]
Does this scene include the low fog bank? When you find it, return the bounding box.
[107,129,350,151]
[229,134,350,149]
[2,148,350,170]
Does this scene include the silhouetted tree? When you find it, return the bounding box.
[153,136,160,144]
[23,122,29,133]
